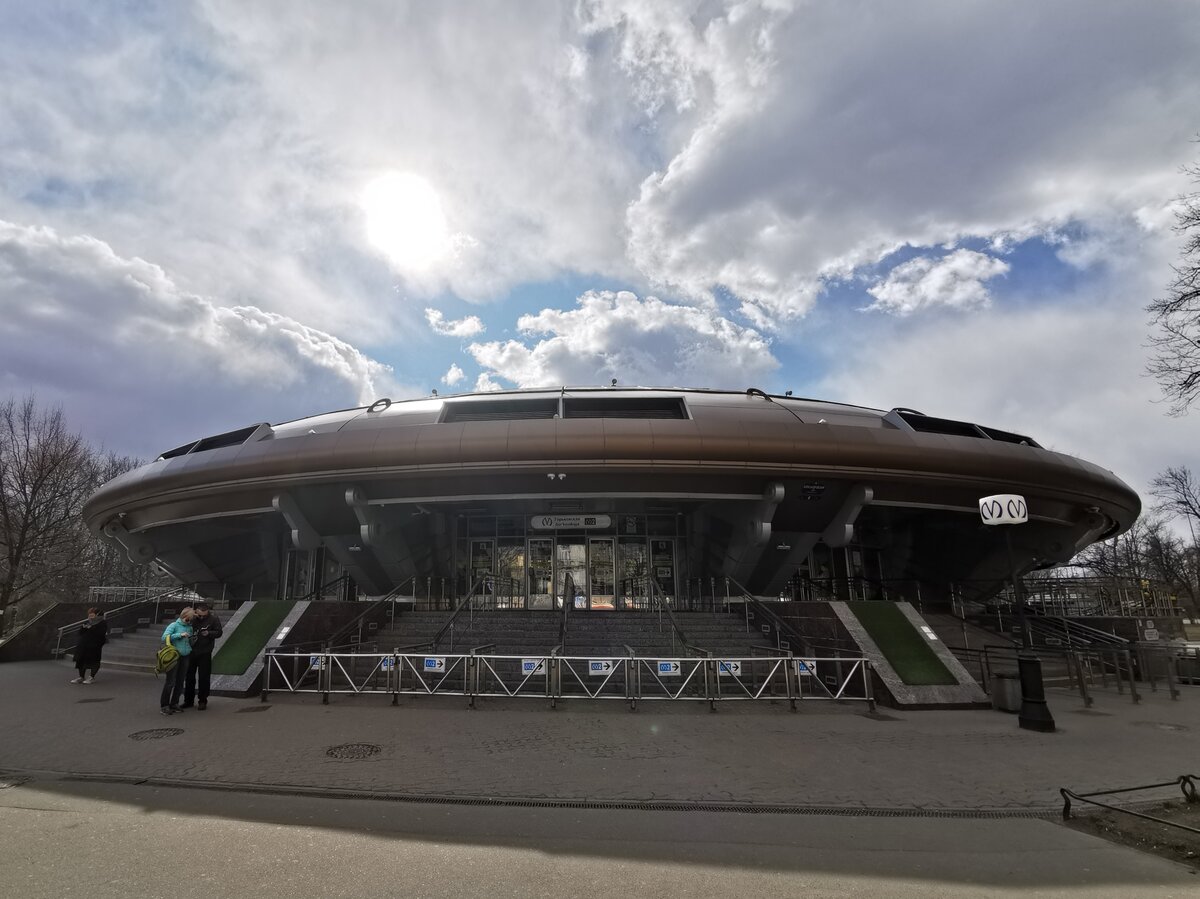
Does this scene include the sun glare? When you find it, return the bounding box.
[360,172,450,270]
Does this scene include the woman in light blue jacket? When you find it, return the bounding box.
[159,608,194,715]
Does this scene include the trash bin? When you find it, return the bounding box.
[991,673,1021,712]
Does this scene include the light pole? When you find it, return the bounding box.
[980,493,1056,733]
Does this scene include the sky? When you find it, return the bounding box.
[1,0,1198,507]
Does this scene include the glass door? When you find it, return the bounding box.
[556,541,587,609]
[618,538,649,609]
[469,539,495,601]
[651,538,676,605]
[588,538,615,610]
[528,538,554,609]
[496,538,526,609]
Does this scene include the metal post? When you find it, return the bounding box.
[1164,649,1180,700]
[1124,649,1140,703]
[1005,526,1055,732]
[322,653,330,704]
[261,650,271,702]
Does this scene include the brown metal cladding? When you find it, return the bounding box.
[82,390,1141,533]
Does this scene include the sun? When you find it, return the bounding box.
[360,172,450,270]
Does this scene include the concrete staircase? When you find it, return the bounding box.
[362,608,768,658]
[565,610,768,658]
[370,610,562,655]
[95,622,166,673]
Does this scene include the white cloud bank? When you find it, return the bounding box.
[865,249,1010,316]
[425,308,485,338]
[467,290,776,389]
[0,220,404,456]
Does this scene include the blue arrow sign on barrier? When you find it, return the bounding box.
[657,661,681,675]
[424,657,445,671]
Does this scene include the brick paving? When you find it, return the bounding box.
[2,660,1197,811]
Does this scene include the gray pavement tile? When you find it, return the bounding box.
[1,660,1198,812]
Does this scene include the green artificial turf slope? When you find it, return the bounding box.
[211,601,295,676]
[846,601,957,686]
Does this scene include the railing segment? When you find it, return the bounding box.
[261,648,872,711]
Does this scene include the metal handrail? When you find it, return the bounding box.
[294,573,353,603]
[316,579,416,651]
[430,574,496,649]
[53,584,197,657]
[644,576,708,657]
[727,577,820,656]
[1061,775,1199,834]
[558,572,574,647]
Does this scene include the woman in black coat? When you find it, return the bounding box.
[71,607,108,684]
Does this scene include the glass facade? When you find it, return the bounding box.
[452,512,687,610]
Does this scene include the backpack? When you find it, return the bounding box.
[155,642,180,676]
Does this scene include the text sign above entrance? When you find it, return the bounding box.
[530,514,612,530]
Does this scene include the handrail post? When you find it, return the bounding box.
[322,652,330,704]
[1075,652,1093,708]
[1165,648,1180,700]
[1124,649,1140,703]
[261,649,272,702]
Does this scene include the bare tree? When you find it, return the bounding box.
[0,395,96,638]
[1148,161,1200,414]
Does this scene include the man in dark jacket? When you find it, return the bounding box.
[181,601,223,710]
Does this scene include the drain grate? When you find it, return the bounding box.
[129,728,184,741]
[77,697,114,704]
[238,705,272,713]
[326,742,382,760]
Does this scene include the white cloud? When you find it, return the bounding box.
[467,290,776,388]
[442,363,465,386]
[0,219,408,457]
[819,238,1200,505]
[425,308,485,338]
[864,249,1010,316]
[622,3,1200,327]
[474,372,504,392]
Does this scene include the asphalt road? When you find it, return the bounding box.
[0,779,1195,898]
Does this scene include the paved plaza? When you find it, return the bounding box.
[0,660,1197,811]
[2,660,1198,897]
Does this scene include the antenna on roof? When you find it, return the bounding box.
[610,378,617,387]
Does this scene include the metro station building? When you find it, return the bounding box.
[83,387,1140,610]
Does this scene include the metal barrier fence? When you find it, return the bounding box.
[262,649,874,711]
[949,642,1192,707]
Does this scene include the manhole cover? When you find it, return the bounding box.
[238,705,272,713]
[326,742,382,760]
[77,697,114,704]
[128,728,184,741]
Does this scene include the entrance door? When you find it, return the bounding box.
[618,538,648,609]
[589,538,615,610]
[527,538,554,610]
[469,539,494,599]
[651,538,676,604]
[556,541,587,609]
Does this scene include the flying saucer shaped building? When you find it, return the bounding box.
[83,387,1140,609]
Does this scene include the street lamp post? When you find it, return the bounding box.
[980,493,1056,733]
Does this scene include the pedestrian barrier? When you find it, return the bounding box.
[262,648,875,711]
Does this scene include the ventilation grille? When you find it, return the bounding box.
[442,399,559,422]
[564,397,687,419]
[895,411,1040,448]
[158,423,269,460]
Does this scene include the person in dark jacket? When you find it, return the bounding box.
[181,601,223,710]
[71,607,108,684]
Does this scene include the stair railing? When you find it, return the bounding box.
[643,577,708,658]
